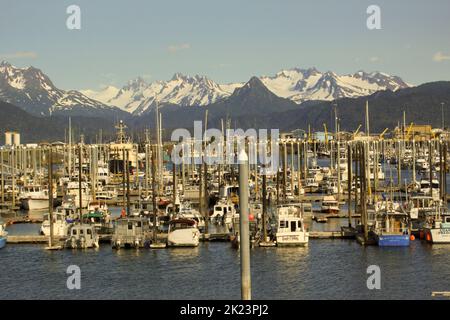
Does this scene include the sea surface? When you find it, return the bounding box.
[2,213,450,300]
[2,159,450,300]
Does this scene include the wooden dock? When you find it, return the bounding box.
[309,231,345,239]
[7,234,113,244]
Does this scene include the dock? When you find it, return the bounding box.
[309,231,345,239]
[7,234,113,244]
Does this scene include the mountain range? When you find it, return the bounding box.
[81,67,409,115]
[1,61,409,117]
[1,60,450,144]
[0,61,127,118]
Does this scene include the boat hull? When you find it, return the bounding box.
[167,229,200,247]
[321,208,340,214]
[21,198,49,210]
[40,222,70,237]
[276,233,309,246]
[376,234,410,247]
[424,228,450,243]
[0,236,6,249]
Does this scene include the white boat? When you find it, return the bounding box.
[167,218,200,247]
[305,177,319,189]
[171,200,205,231]
[423,213,450,244]
[111,217,151,249]
[369,164,385,180]
[95,190,116,200]
[324,179,340,195]
[0,219,7,249]
[275,204,309,246]
[20,185,51,210]
[65,224,99,249]
[416,158,429,171]
[419,179,440,201]
[321,195,340,214]
[40,211,71,237]
[211,200,235,224]
[66,181,91,208]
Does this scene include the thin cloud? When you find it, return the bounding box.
[0,51,37,59]
[369,56,380,63]
[433,51,450,62]
[167,43,190,53]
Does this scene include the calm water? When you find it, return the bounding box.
[2,159,450,300]
[2,221,450,300]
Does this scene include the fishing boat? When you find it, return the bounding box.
[176,201,205,231]
[19,185,51,210]
[321,195,340,214]
[167,218,200,247]
[66,181,91,208]
[40,211,71,237]
[402,195,437,236]
[0,218,7,249]
[304,177,319,192]
[373,210,410,247]
[369,163,385,181]
[83,201,112,232]
[111,216,151,249]
[95,190,116,200]
[419,179,440,201]
[65,223,99,249]
[211,200,235,225]
[423,208,450,244]
[274,204,309,246]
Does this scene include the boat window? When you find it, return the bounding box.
[298,221,302,229]
[79,229,84,235]
[72,229,77,235]
[87,229,92,235]
[291,221,296,232]
[279,221,287,228]
[136,221,142,227]
[128,222,133,230]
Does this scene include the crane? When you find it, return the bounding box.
[379,128,389,140]
[353,124,362,139]
[405,122,414,140]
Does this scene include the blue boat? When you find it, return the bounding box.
[0,220,7,249]
[376,234,410,247]
[373,206,411,247]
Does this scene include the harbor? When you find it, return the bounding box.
[1,111,450,299]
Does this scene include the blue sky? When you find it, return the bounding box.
[1,0,450,90]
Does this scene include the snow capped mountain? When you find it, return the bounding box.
[1,60,410,118]
[0,61,122,117]
[259,68,409,103]
[82,73,241,115]
[83,67,409,114]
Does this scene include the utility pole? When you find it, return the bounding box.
[347,142,352,227]
[238,149,251,300]
[126,150,131,216]
[48,147,54,247]
[78,145,83,217]
[262,167,267,242]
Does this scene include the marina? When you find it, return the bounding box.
[1,117,450,299]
